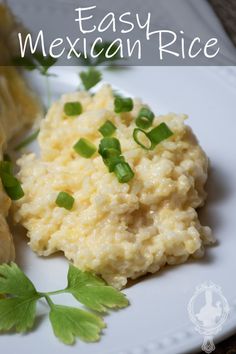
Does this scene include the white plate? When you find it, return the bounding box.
[2,66,236,354]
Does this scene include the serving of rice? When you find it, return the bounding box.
[14,85,214,289]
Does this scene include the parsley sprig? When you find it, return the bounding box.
[79,67,102,91]
[0,263,129,344]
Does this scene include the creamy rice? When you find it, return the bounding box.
[14,85,214,289]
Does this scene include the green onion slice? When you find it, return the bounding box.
[56,192,75,211]
[98,120,116,137]
[4,183,24,201]
[0,160,24,200]
[147,122,173,148]
[103,155,125,172]
[98,137,121,158]
[114,96,133,113]
[73,138,96,158]
[0,172,19,188]
[114,162,134,183]
[135,107,154,130]
[133,128,152,150]
[64,102,82,116]
[0,161,13,175]
[133,123,173,150]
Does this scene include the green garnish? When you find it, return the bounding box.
[73,138,97,158]
[0,161,24,200]
[114,96,133,113]
[103,155,125,172]
[133,123,173,150]
[12,56,37,71]
[147,122,173,147]
[99,138,134,183]
[14,129,40,151]
[79,68,102,90]
[13,52,57,77]
[66,265,128,312]
[56,192,75,210]
[0,263,129,345]
[32,52,57,76]
[3,183,25,201]
[99,120,116,137]
[135,107,154,130]
[133,128,152,150]
[114,162,134,183]
[98,137,121,158]
[0,160,13,175]
[64,102,82,116]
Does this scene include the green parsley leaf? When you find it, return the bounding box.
[49,304,105,344]
[0,297,38,333]
[66,265,129,312]
[12,56,37,71]
[79,68,102,90]
[98,120,116,137]
[32,52,57,76]
[76,53,93,66]
[0,166,25,201]
[0,262,37,297]
[12,57,37,71]
[0,263,129,345]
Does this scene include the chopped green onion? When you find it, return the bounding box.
[0,172,19,188]
[0,161,13,175]
[56,192,74,210]
[114,96,133,113]
[98,120,116,137]
[64,102,82,116]
[4,183,24,201]
[103,155,125,172]
[133,123,173,150]
[114,162,134,183]
[148,122,173,148]
[0,159,24,200]
[133,128,152,150]
[98,137,121,158]
[14,129,40,151]
[135,107,154,130]
[73,138,96,158]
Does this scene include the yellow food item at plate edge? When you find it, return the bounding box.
[0,4,42,263]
